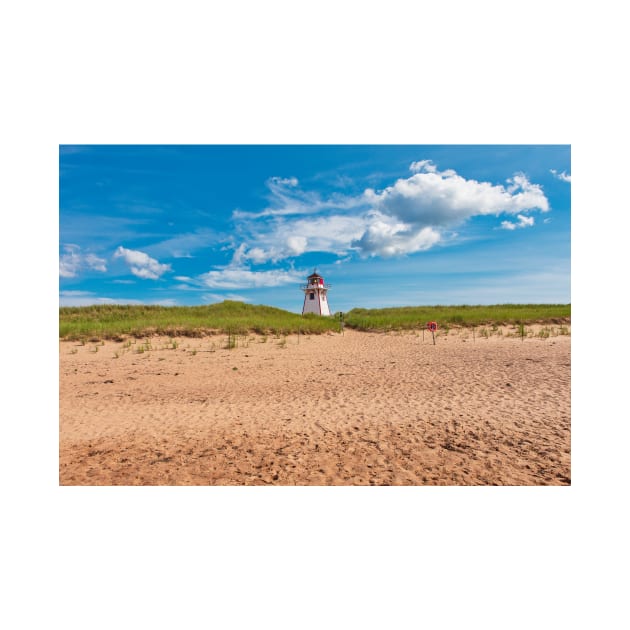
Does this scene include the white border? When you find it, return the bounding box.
[4,1,627,628]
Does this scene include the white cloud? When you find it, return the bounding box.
[227,161,551,267]
[59,291,142,307]
[201,293,251,303]
[352,212,441,257]
[152,299,178,307]
[59,290,177,307]
[366,167,548,230]
[230,243,249,266]
[283,215,367,254]
[501,214,535,230]
[232,175,363,220]
[246,247,270,264]
[59,244,107,278]
[199,267,302,289]
[172,272,256,293]
[550,169,571,182]
[113,246,171,279]
[232,176,306,220]
[232,214,368,264]
[286,235,308,256]
[409,160,437,173]
[269,176,298,187]
[59,296,108,306]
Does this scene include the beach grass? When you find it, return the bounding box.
[59,301,571,340]
[344,304,571,331]
[59,301,339,340]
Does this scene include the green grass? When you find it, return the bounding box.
[59,301,339,340]
[59,301,571,340]
[344,304,571,331]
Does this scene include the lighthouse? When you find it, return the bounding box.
[301,271,332,316]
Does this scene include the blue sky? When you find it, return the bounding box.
[59,145,570,312]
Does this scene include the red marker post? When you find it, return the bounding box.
[427,321,438,345]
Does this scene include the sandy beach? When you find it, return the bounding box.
[59,326,570,485]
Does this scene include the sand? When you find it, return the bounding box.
[59,326,571,485]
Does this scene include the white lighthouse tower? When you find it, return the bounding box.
[301,271,332,316]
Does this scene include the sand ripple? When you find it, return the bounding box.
[60,328,570,485]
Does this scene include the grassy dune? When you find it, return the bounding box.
[344,304,571,331]
[59,301,571,340]
[59,301,339,340]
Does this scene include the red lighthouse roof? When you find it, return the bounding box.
[307,271,324,284]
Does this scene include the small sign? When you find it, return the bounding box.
[427,321,438,332]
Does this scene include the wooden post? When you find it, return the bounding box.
[432,329,435,345]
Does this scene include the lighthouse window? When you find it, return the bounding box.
[322,295,326,301]
[309,292,315,300]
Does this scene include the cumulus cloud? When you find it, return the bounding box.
[113,246,171,279]
[286,235,308,256]
[352,212,441,257]
[550,169,571,182]
[410,160,437,173]
[365,161,548,230]
[59,244,107,278]
[226,159,551,272]
[501,214,536,230]
[231,214,369,265]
